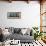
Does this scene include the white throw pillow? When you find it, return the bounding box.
[3,29,10,36]
[21,28,27,35]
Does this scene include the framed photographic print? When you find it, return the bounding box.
[7,12,21,19]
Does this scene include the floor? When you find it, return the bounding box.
[0,40,46,46]
[21,40,46,46]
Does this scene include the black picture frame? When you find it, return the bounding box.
[7,12,21,19]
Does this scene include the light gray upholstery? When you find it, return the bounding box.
[3,28,34,43]
[8,33,34,43]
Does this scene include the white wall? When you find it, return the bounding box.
[0,1,40,28]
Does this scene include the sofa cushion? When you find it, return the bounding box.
[8,27,14,34]
[14,28,21,34]
[21,28,27,35]
[8,33,34,43]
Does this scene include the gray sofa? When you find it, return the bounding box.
[3,27,34,43]
[9,33,34,43]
